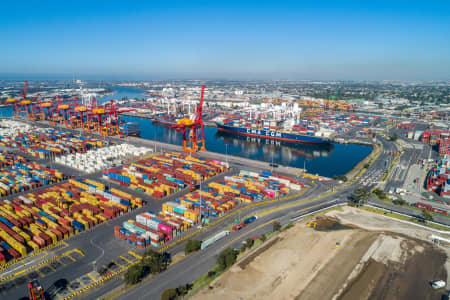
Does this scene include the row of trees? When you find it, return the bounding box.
[124,250,170,285]
[160,284,192,300]
[332,175,348,182]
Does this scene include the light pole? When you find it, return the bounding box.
[199,179,202,228]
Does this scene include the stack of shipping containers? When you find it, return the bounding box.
[103,152,228,199]
[0,127,104,158]
[0,179,142,264]
[114,170,304,248]
[0,151,66,197]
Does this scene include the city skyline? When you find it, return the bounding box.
[1,0,449,81]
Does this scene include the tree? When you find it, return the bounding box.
[392,199,406,206]
[185,239,202,255]
[333,175,338,180]
[273,221,282,231]
[240,243,247,253]
[421,209,433,222]
[124,265,144,285]
[351,187,370,207]
[372,187,387,200]
[141,251,167,274]
[246,238,254,249]
[389,133,398,142]
[160,288,177,300]
[207,270,216,278]
[364,163,370,169]
[339,175,348,182]
[176,284,190,298]
[217,248,238,271]
[260,234,267,242]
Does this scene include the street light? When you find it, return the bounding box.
[198,179,202,228]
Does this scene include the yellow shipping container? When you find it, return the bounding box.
[18,230,31,242]
[86,215,98,225]
[97,214,106,223]
[45,230,57,243]
[27,240,39,251]
[0,231,26,256]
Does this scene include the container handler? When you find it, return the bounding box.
[28,279,45,300]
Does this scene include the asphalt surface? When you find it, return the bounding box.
[0,119,331,300]
[1,117,447,300]
[100,134,450,300]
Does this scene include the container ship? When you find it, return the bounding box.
[215,118,333,144]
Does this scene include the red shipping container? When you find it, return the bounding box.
[8,248,20,260]
[49,227,62,240]
[33,235,45,248]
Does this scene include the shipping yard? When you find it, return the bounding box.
[0,80,448,300]
[1,1,449,299]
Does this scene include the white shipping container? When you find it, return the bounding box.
[290,184,301,190]
[146,219,159,231]
[144,231,160,241]
[163,211,194,224]
[111,195,122,203]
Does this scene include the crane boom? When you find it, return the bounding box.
[196,85,205,122]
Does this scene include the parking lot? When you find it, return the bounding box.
[48,251,141,300]
[0,249,84,297]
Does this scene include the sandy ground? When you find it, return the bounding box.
[193,207,450,300]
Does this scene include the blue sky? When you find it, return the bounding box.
[1,0,449,80]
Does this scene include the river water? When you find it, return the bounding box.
[0,87,372,177]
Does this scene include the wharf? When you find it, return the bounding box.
[14,117,308,178]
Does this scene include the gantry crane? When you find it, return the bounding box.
[13,81,32,118]
[173,85,206,152]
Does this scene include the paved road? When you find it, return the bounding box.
[0,150,329,300]
[3,118,447,300]
[90,197,345,300]
[103,133,450,300]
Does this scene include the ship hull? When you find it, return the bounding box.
[216,124,331,144]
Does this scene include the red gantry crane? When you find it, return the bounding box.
[173,85,206,152]
[13,81,32,118]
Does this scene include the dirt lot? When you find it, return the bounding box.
[192,207,449,300]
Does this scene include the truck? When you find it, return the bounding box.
[201,231,230,249]
[232,216,258,232]
[431,280,446,289]
[28,279,45,300]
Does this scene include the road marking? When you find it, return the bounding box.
[119,255,133,264]
[220,219,276,250]
[65,282,75,294]
[128,251,142,259]
[87,273,98,283]
[64,254,76,262]
[75,278,85,288]
[112,259,126,268]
